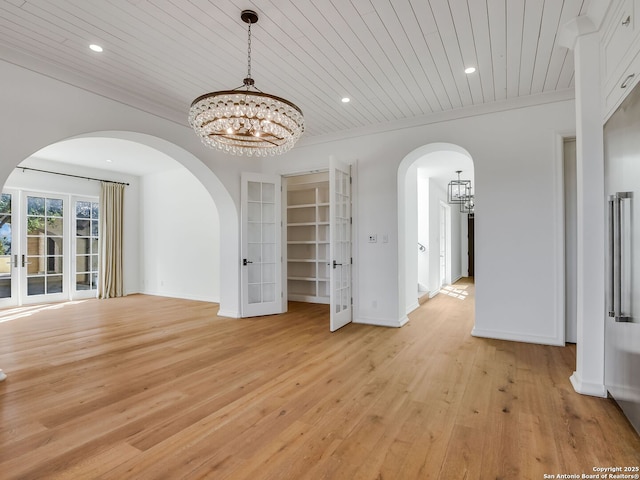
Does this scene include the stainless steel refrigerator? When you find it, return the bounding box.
[604,80,640,435]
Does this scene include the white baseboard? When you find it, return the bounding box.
[354,315,408,328]
[216,309,240,319]
[451,274,462,284]
[429,289,440,299]
[471,326,564,346]
[569,372,607,398]
[141,289,219,304]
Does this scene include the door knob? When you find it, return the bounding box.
[243,258,253,266]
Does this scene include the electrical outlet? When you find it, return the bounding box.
[368,234,377,243]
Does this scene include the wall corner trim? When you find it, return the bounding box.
[559,15,598,50]
[569,371,607,397]
[216,309,241,319]
[406,302,420,315]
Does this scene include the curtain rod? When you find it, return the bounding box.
[19,167,130,186]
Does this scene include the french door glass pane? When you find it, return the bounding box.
[0,193,12,299]
[27,197,44,215]
[46,218,63,236]
[333,169,350,314]
[47,237,63,255]
[47,275,63,294]
[47,256,63,274]
[77,238,90,255]
[26,195,64,297]
[247,181,276,305]
[76,201,91,218]
[76,273,92,290]
[46,199,63,217]
[75,200,99,291]
[27,277,44,295]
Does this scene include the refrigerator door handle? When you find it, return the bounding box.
[611,192,633,322]
[608,195,616,318]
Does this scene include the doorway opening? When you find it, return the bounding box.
[563,137,578,344]
[279,160,353,332]
[0,133,230,311]
[397,143,475,319]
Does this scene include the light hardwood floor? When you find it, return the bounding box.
[0,280,638,479]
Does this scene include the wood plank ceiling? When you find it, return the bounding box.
[0,0,591,139]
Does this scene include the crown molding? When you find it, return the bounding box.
[296,89,576,149]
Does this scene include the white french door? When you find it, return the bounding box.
[241,173,283,317]
[0,190,99,308]
[21,192,68,304]
[329,159,352,332]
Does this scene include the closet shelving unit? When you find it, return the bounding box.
[286,173,330,304]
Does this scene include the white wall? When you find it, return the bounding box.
[1,56,576,345]
[403,163,419,313]
[564,139,578,343]
[429,181,446,295]
[140,168,220,302]
[417,170,429,292]
[0,59,244,316]
[5,158,140,295]
[261,96,574,344]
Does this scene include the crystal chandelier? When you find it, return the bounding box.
[188,10,304,157]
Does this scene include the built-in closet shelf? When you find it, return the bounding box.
[286,173,330,305]
[287,204,316,209]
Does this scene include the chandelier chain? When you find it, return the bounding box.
[247,22,252,80]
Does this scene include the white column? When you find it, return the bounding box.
[565,21,607,396]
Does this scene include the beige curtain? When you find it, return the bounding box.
[98,182,125,299]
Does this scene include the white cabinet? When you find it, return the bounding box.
[286,173,330,304]
[603,0,635,79]
[602,0,640,119]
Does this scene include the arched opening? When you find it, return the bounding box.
[0,131,239,316]
[398,143,475,320]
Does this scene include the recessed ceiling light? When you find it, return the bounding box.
[89,44,103,53]
[464,67,476,74]
[341,97,350,103]
[105,159,113,163]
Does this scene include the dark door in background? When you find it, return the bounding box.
[468,214,474,277]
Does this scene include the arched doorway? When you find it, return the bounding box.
[0,131,240,316]
[397,143,475,319]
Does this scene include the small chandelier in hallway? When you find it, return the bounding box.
[448,170,471,204]
[188,10,305,157]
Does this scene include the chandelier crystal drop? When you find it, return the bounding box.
[189,10,304,157]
